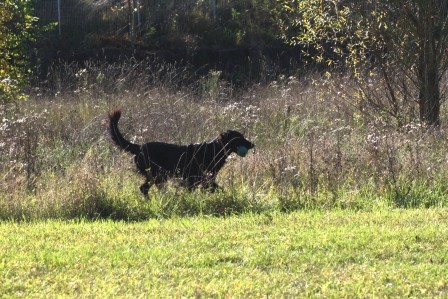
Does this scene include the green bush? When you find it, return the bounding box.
[0,0,38,103]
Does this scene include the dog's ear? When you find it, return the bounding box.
[218,131,230,142]
[238,128,247,136]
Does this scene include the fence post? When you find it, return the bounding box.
[57,0,61,36]
[211,0,216,19]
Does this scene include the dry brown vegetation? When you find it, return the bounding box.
[1,61,448,220]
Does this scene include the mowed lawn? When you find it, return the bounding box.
[1,209,447,298]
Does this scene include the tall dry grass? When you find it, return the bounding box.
[1,60,448,220]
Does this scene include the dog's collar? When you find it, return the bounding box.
[217,139,231,158]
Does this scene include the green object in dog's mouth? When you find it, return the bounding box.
[236,146,249,157]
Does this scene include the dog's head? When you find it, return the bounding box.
[219,130,255,157]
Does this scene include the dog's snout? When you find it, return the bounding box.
[246,141,255,153]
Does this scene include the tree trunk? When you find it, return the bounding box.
[418,54,440,126]
[417,7,441,126]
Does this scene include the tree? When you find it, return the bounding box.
[277,0,448,126]
[0,0,37,103]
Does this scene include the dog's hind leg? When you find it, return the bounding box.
[140,181,151,198]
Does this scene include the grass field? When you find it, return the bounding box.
[1,209,447,297]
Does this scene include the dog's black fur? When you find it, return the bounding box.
[109,110,254,197]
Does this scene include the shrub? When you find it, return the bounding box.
[0,0,39,103]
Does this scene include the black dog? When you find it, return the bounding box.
[109,110,254,197]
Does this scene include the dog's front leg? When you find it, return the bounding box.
[203,175,222,192]
[208,181,222,192]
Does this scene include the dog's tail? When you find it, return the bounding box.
[108,110,141,155]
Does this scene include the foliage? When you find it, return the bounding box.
[183,0,280,48]
[0,0,38,103]
[277,0,448,126]
[35,0,280,50]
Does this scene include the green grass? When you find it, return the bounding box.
[1,209,447,297]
